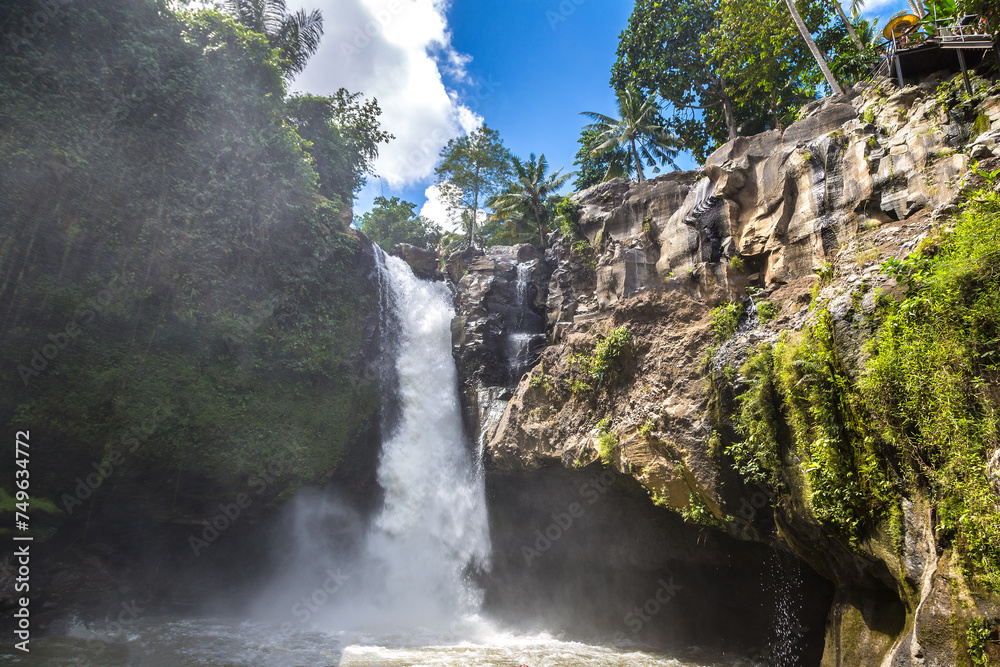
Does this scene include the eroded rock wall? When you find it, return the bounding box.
[455,77,1000,666]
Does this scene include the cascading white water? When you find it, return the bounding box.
[252,251,491,637]
[505,261,545,384]
[515,262,531,306]
[361,251,491,629]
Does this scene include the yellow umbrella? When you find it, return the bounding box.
[883,14,921,41]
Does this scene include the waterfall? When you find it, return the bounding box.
[515,262,531,307]
[364,250,491,628]
[256,249,491,636]
[504,261,546,385]
[761,551,807,666]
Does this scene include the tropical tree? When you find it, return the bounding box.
[488,154,570,247]
[284,91,393,203]
[434,124,512,248]
[830,0,863,48]
[224,0,324,78]
[612,0,739,162]
[573,127,632,190]
[831,14,882,84]
[784,0,844,95]
[705,0,831,130]
[356,196,442,249]
[581,87,678,184]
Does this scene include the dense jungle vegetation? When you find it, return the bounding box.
[0,0,391,535]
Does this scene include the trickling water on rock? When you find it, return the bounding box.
[504,261,546,385]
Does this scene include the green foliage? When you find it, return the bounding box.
[488,153,570,247]
[711,301,746,340]
[923,0,959,21]
[730,311,901,543]
[580,85,679,183]
[704,0,841,131]
[861,183,1000,590]
[356,196,442,249]
[597,431,619,466]
[730,345,784,486]
[284,92,393,203]
[223,0,324,78]
[679,490,724,528]
[972,114,992,140]
[0,0,381,524]
[729,255,745,271]
[967,617,994,667]
[616,0,875,159]
[640,420,655,439]
[435,124,512,248]
[758,300,779,323]
[597,417,612,434]
[611,0,737,162]
[554,197,596,271]
[777,312,898,541]
[529,372,554,393]
[570,326,635,393]
[812,261,835,300]
[573,127,631,190]
[830,15,883,85]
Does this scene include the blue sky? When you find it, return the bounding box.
[289,0,913,230]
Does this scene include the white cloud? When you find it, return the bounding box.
[420,184,462,233]
[419,183,491,235]
[290,0,481,188]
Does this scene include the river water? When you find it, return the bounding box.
[1,254,762,666]
[2,617,754,666]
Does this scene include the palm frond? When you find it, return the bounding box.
[579,111,617,125]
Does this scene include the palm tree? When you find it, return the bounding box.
[830,0,863,48]
[580,87,678,183]
[488,154,571,247]
[783,0,844,95]
[224,0,324,78]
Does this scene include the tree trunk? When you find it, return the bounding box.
[470,164,480,248]
[784,0,844,95]
[831,0,863,48]
[630,137,644,182]
[720,82,738,140]
[531,194,545,247]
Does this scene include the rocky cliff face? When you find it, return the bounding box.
[452,75,1000,666]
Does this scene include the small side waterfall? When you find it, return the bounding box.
[761,552,808,667]
[504,261,546,385]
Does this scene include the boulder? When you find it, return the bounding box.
[390,243,440,280]
[782,102,858,145]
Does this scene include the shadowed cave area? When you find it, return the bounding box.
[483,466,835,664]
